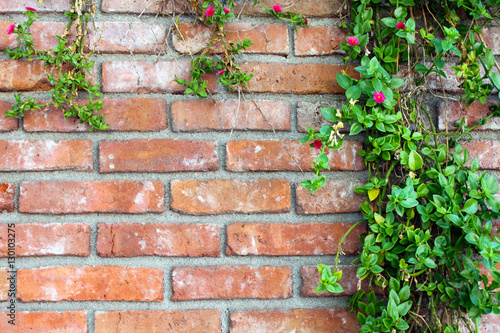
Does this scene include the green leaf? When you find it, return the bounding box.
[388,299,399,320]
[314,284,326,293]
[336,74,352,90]
[414,64,428,72]
[491,71,500,90]
[346,85,362,101]
[408,150,423,171]
[424,258,436,268]
[462,198,478,215]
[470,157,480,173]
[350,122,363,135]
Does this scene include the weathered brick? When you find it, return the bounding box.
[0,21,17,50]
[233,0,344,17]
[297,101,344,132]
[481,27,500,55]
[173,22,288,55]
[19,181,165,214]
[171,179,290,215]
[226,222,365,256]
[31,22,167,53]
[0,101,18,132]
[0,0,70,13]
[171,99,290,131]
[24,98,167,132]
[462,141,500,170]
[239,62,358,94]
[97,223,220,257]
[0,60,61,91]
[0,269,9,301]
[0,311,87,333]
[301,266,363,297]
[0,183,15,213]
[226,139,364,171]
[0,223,90,257]
[438,100,500,131]
[102,61,217,93]
[0,140,92,171]
[17,266,163,302]
[230,308,360,333]
[295,26,347,56]
[102,0,189,14]
[296,181,365,215]
[476,312,500,332]
[172,265,291,300]
[95,310,221,333]
[99,139,219,172]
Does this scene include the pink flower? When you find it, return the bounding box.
[217,70,225,76]
[25,6,37,11]
[205,7,215,17]
[273,4,282,13]
[304,17,308,25]
[313,140,323,150]
[347,36,359,46]
[373,91,386,104]
[223,7,230,14]
[396,21,406,30]
[7,24,15,35]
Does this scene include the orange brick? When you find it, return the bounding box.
[301,266,364,297]
[19,181,165,214]
[0,268,9,301]
[0,101,18,132]
[102,0,189,14]
[438,100,500,131]
[462,141,500,170]
[0,223,90,257]
[171,99,290,131]
[172,265,291,300]
[233,0,344,17]
[0,60,60,91]
[171,179,290,215]
[226,222,365,256]
[0,140,92,171]
[0,0,70,13]
[0,183,15,213]
[0,311,87,333]
[97,223,220,257]
[297,101,343,133]
[17,266,163,302]
[0,21,17,50]
[99,139,219,172]
[295,26,347,56]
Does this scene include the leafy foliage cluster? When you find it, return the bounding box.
[300,0,500,332]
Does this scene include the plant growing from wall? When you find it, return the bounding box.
[300,0,500,332]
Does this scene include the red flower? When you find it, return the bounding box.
[205,7,215,17]
[7,24,15,35]
[223,7,230,14]
[273,5,282,13]
[347,36,359,46]
[25,7,37,11]
[396,21,406,30]
[373,91,386,104]
[314,140,323,150]
[217,70,225,76]
[304,17,308,25]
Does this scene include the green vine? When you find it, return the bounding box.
[301,0,500,332]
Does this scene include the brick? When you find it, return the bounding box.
[0,268,9,301]
[295,26,347,56]
[19,181,165,214]
[172,265,291,300]
[230,308,360,333]
[17,266,163,302]
[102,0,189,14]
[296,180,365,215]
[476,312,500,332]
[0,60,61,91]
[482,27,500,55]
[438,100,500,131]
[0,311,87,333]
[0,0,70,13]
[0,101,18,131]
[233,0,344,17]
[99,139,219,172]
[239,62,358,94]
[297,101,346,133]
[171,99,290,132]
[226,139,364,171]
[171,179,290,215]
[173,22,288,55]
[97,223,220,257]
[102,61,217,93]
[95,310,221,333]
[0,21,17,50]
[0,183,15,213]
[31,22,167,53]
[0,140,92,171]
[462,141,500,170]
[0,223,90,257]
[301,266,363,297]
[226,222,365,256]
[24,98,167,132]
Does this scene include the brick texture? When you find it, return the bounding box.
[17,266,163,302]
[97,223,220,257]
[0,311,87,333]
[0,101,18,132]
[297,101,344,132]
[172,265,291,300]
[0,61,62,91]
[0,22,17,50]
[233,0,344,17]
[296,181,365,214]
[19,181,165,214]
[0,0,71,13]
[462,141,500,170]
[170,179,290,215]
[0,269,9,301]
[0,183,15,213]
[438,100,500,131]
[95,310,221,333]
[301,265,363,297]
[295,26,347,56]
[102,0,189,14]
[0,223,90,257]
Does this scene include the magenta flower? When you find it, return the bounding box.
[25,6,37,11]
[223,7,230,14]
[273,4,282,13]
[217,70,225,76]
[304,17,308,25]
[373,91,386,104]
[205,7,215,17]
[396,21,406,30]
[313,140,323,150]
[347,36,359,46]
[7,24,15,35]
